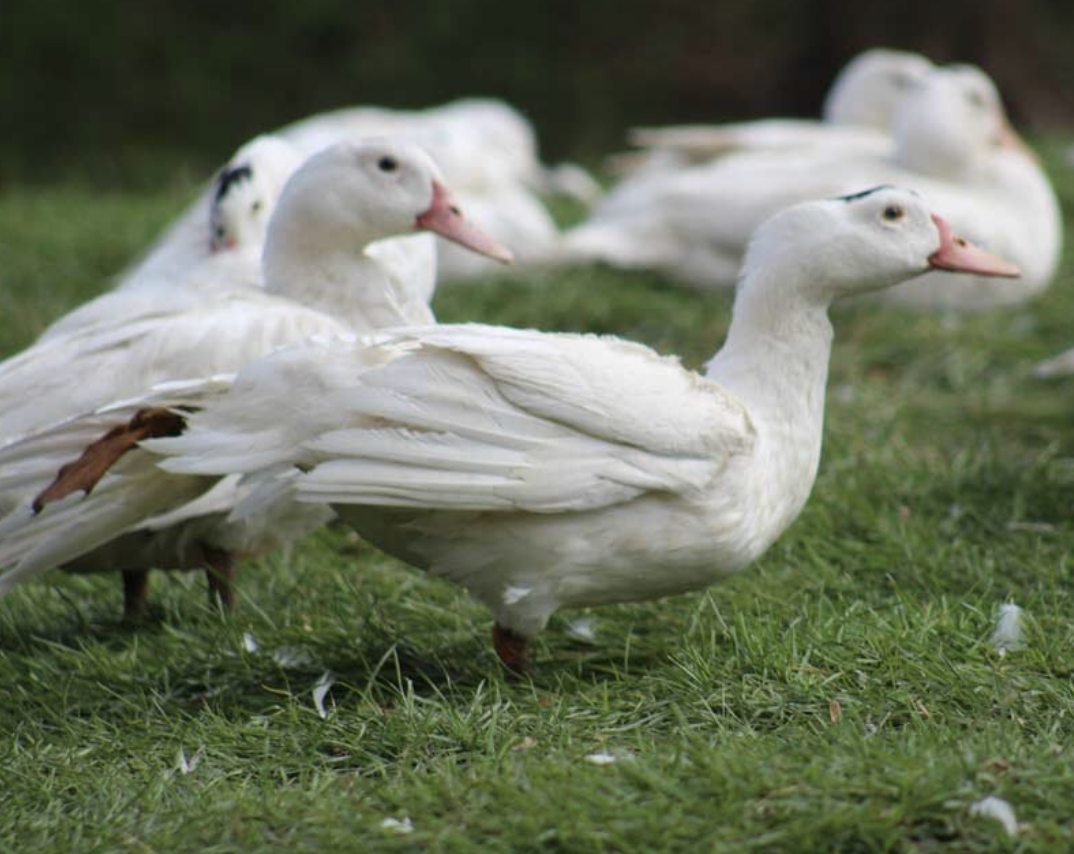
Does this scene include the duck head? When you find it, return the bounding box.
[741,186,1020,303]
[263,140,513,264]
[209,135,303,253]
[893,64,1030,179]
[822,48,934,131]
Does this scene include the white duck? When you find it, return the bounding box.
[280,97,600,201]
[0,188,1018,664]
[1033,349,1074,379]
[565,64,1057,310]
[0,141,510,616]
[210,98,573,282]
[103,135,438,311]
[31,138,297,347]
[627,49,933,169]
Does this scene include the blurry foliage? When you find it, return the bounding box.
[2,0,1074,186]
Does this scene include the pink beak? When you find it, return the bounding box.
[416,181,514,264]
[928,215,1020,278]
[210,235,237,254]
[995,119,1038,162]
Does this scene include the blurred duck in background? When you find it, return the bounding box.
[128,98,595,286]
[564,63,1059,311]
[116,134,440,311]
[626,48,933,172]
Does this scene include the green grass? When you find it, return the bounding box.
[3,147,1074,852]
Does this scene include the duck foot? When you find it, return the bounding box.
[204,547,236,612]
[492,623,529,672]
[121,569,150,621]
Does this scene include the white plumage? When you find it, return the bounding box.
[0,141,509,616]
[629,48,933,166]
[133,98,589,287]
[0,188,1020,666]
[566,64,1058,310]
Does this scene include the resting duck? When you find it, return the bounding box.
[136,99,583,287]
[0,188,1017,666]
[565,64,1058,311]
[0,141,510,617]
[627,48,933,169]
[279,99,578,282]
[280,97,600,202]
[106,135,438,312]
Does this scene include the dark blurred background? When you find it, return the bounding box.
[3,0,1074,187]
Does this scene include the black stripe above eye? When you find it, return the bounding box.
[834,184,897,203]
[214,164,253,202]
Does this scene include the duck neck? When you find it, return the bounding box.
[262,227,417,333]
[706,269,834,436]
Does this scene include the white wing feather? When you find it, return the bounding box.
[0,290,350,443]
[239,324,757,514]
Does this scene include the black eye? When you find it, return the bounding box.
[378,156,398,172]
[215,226,226,238]
[882,205,904,222]
[967,90,987,109]
[889,71,911,90]
[251,201,262,214]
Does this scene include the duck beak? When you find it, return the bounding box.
[210,235,237,253]
[995,118,1038,162]
[928,214,1020,278]
[416,181,514,264]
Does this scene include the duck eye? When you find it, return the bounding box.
[882,205,904,222]
[889,71,911,90]
[378,156,398,173]
[967,90,987,109]
[215,226,226,238]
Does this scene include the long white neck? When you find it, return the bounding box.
[706,269,833,428]
[704,265,834,538]
[261,223,429,333]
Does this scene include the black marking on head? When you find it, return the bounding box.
[835,185,897,203]
[214,164,253,203]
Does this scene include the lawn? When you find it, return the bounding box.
[2,145,1074,853]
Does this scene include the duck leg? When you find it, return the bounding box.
[121,569,150,621]
[203,547,236,611]
[492,623,529,672]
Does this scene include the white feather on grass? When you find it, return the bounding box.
[176,747,204,775]
[566,618,596,642]
[380,817,414,835]
[970,795,1018,837]
[272,646,314,668]
[990,603,1026,656]
[312,671,334,719]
